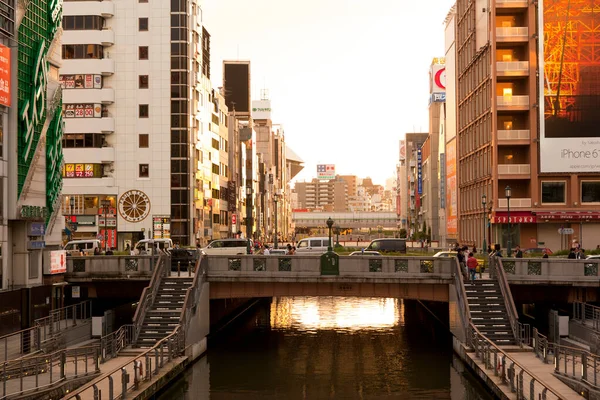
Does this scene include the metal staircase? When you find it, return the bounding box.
[464,279,516,346]
[135,276,194,348]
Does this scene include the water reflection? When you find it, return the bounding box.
[271,297,400,332]
[154,297,495,400]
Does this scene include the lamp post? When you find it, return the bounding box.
[482,194,487,254]
[505,185,512,257]
[326,217,334,252]
[273,194,279,249]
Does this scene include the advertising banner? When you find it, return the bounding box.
[251,99,271,120]
[399,140,406,161]
[540,0,600,172]
[439,153,446,209]
[50,250,66,274]
[0,44,10,107]
[317,164,335,180]
[417,148,423,195]
[153,216,171,239]
[446,138,458,236]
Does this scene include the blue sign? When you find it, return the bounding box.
[28,222,46,236]
[27,240,46,250]
[417,148,423,195]
[431,93,446,103]
[440,153,446,209]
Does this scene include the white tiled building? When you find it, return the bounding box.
[60,0,208,248]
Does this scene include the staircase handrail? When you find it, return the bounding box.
[469,324,564,399]
[99,324,135,363]
[179,255,206,331]
[495,257,527,346]
[573,301,600,331]
[132,254,166,343]
[452,257,472,333]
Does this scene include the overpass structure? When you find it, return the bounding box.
[292,211,398,229]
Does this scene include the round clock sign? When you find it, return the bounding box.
[434,68,446,90]
[118,190,151,223]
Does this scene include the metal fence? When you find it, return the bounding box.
[573,301,600,331]
[0,346,99,399]
[0,300,92,363]
[99,325,135,363]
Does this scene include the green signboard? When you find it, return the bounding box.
[18,0,63,223]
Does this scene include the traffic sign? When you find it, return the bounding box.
[97,233,104,241]
[232,214,237,225]
[558,228,574,235]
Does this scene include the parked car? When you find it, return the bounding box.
[63,239,101,256]
[134,239,174,254]
[433,251,458,258]
[349,250,381,256]
[201,238,253,255]
[295,237,331,255]
[364,238,407,254]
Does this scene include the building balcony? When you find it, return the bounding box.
[496,27,529,42]
[496,0,528,7]
[497,95,529,110]
[63,88,114,104]
[64,117,114,134]
[497,163,530,176]
[496,61,529,76]
[62,29,115,47]
[64,1,114,17]
[498,129,530,141]
[63,147,115,164]
[498,198,532,208]
[60,58,115,76]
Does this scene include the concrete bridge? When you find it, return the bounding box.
[292,211,398,229]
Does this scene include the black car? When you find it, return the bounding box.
[365,238,407,254]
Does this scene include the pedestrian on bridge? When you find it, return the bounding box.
[467,252,478,282]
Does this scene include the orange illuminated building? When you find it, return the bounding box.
[452,0,600,252]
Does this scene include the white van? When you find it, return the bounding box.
[201,238,253,255]
[63,239,101,255]
[295,237,331,255]
[134,239,174,254]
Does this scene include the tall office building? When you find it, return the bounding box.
[294,179,347,212]
[60,0,208,247]
[400,133,428,237]
[452,0,600,251]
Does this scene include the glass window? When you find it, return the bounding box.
[541,181,566,204]
[139,164,149,178]
[139,134,149,148]
[139,104,149,118]
[582,181,600,203]
[139,17,148,31]
[139,46,148,60]
[139,75,149,89]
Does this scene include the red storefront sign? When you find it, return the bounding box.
[535,211,600,221]
[491,212,536,224]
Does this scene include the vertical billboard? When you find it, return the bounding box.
[317,164,335,180]
[223,61,250,114]
[399,140,406,161]
[251,99,271,120]
[0,44,10,107]
[540,0,600,172]
[446,138,457,237]
[417,148,423,195]
[429,58,446,103]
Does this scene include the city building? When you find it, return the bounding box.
[451,0,600,252]
[3,0,65,292]
[398,133,427,238]
[60,0,209,247]
[294,179,348,212]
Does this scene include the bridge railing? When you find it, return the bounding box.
[495,258,530,347]
[99,324,135,363]
[573,301,600,331]
[205,255,453,279]
[533,328,600,389]
[499,257,600,283]
[63,326,185,400]
[66,256,155,278]
[470,326,563,399]
[179,256,205,331]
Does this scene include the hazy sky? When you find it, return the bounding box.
[203,0,456,187]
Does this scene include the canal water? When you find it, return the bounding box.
[153,297,496,399]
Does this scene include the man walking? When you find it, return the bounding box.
[467,252,479,282]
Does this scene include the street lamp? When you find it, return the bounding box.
[482,194,487,254]
[326,217,334,252]
[505,185,512,257]
[273,194,279,249]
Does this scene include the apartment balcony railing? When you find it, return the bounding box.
[498,198,532,208]
[497,164,530,175]
[497,95,529,107]
[498,129,530,141]
[496,61,529,75]
[496,27,529,40]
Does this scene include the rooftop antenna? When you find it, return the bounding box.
[260,88,269,101]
